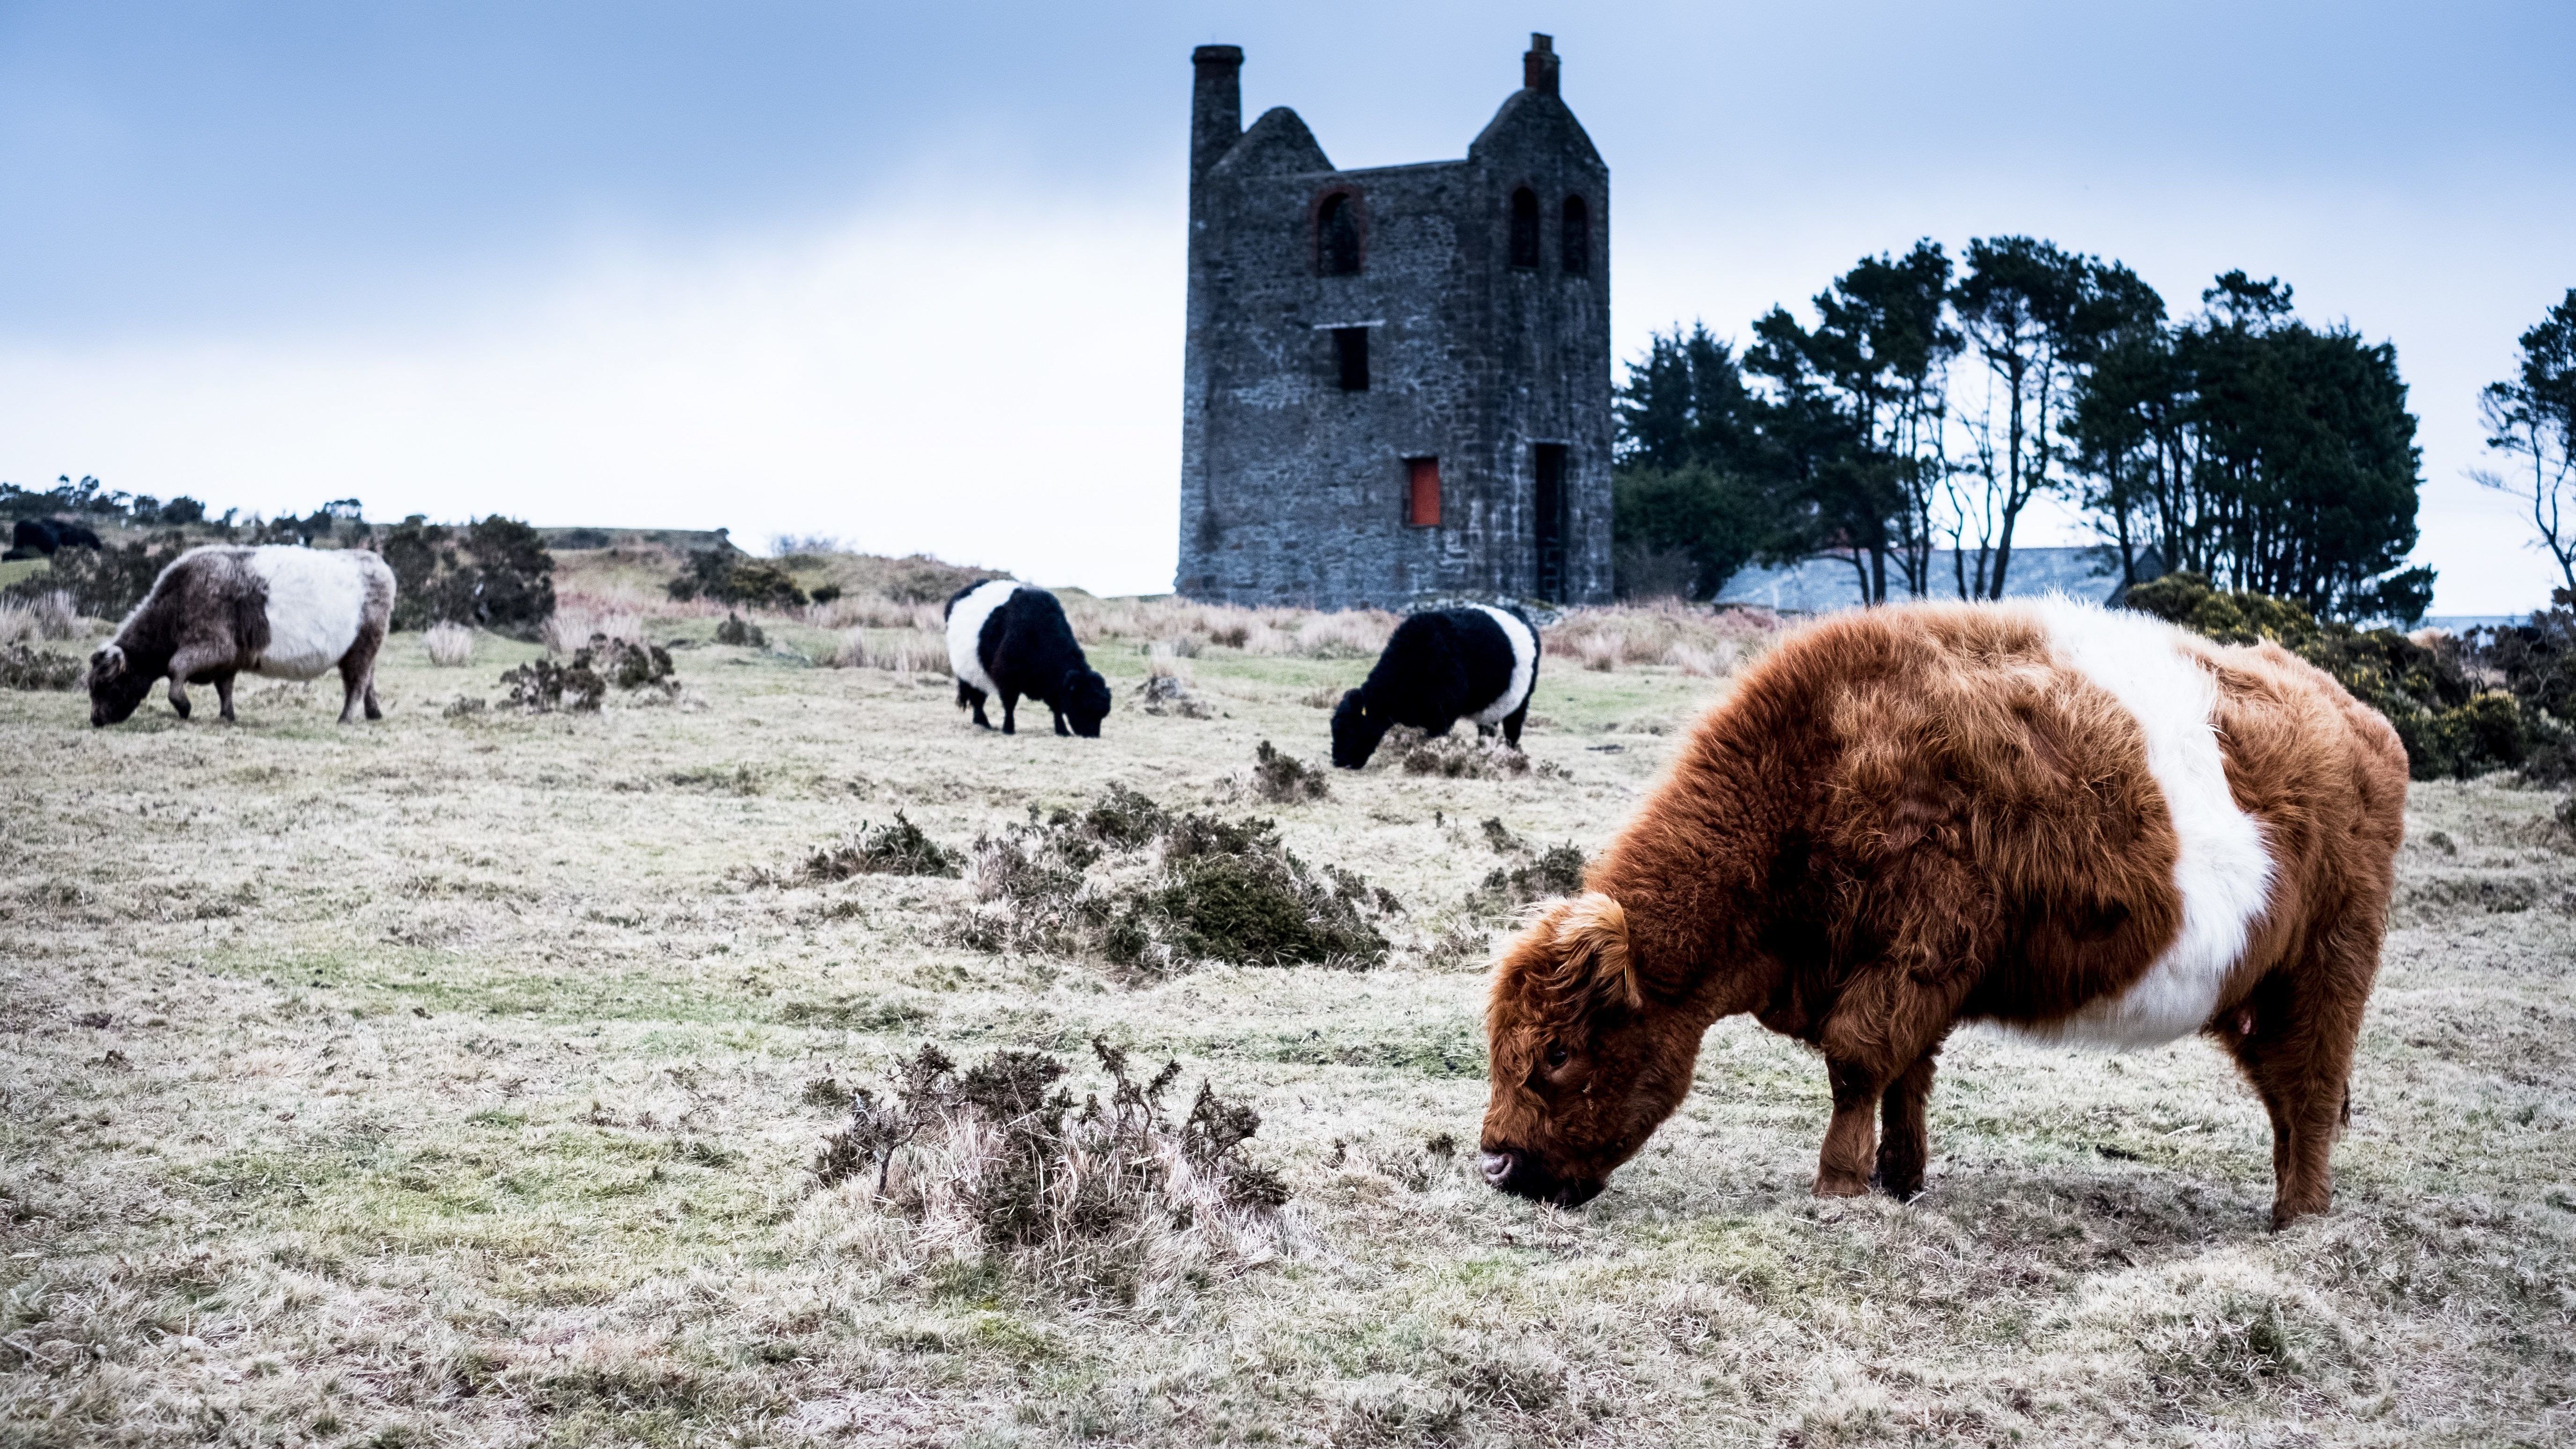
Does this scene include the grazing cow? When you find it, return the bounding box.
[1331,604,1539,768]
[10,518,104,556]
[88,546,396,727]
[1478,599,2407,1229]
[944,579,1112,737]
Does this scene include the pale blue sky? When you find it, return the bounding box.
[4,1,2569,607]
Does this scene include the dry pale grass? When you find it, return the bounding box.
[0,589,82,646]
[2,587,2567,1448]
[1541,599,1780,675]
[420,620,476,666]
[827,627,951,675]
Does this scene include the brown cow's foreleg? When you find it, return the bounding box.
[1816,1059,1885,1197]
[214,673,237,723]
[1873,1046,1943,1201]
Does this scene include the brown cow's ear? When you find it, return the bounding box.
[1546,892,1639,1014]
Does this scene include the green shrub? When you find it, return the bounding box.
[1248,740,1329,803]
[379,515,555,638]
[2127,572,2571,781]
[797,812,962,881]
[670,550,807,609]
[954,786,1391,973]
[0,643,83,691]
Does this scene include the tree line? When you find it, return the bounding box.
[1615,238,2435,621]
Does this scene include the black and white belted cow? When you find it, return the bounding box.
[88,546,396,726]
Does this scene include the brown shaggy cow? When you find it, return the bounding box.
[89,545,396,727]
[1479,598,2408,1229]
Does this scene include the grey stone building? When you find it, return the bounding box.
[1176,36,1612,609]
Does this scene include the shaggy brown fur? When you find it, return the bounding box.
[1479,602,2408,1228]
[88,547,395,726]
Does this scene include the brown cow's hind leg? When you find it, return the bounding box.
[215,673,237,722]
[2226,933,2373,1229]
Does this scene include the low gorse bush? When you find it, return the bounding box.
[0,643,83,691]
[2129,572,2576,781]
[1469,818,1588,916]
[496,635,676,713]
[1246,740,1329,803]
[1388,728,1570,780]
[795,812,963,881]
[670,550,807,610]
[714,612,767,648]
[814,1038,1292,1302]
[950,786,1393,974]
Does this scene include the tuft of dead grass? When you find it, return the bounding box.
[422,620,476,666]
[829,628,950,675]
[0,590,80,645]
[1540,600,1777,675]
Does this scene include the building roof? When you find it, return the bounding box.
[1715,546,2162,613]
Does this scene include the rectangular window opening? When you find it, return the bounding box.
[1534,444,1568,601]
[1406,457,1442,528]
[1334,327,1370,391]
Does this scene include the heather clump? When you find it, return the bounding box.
[1244,739,1329,803]
[0,643,83,691]
[2128,572,2575,781]
[794,812,963,881]
[1468,820,1588,916]
[814,1038,1293,1302]
[950,786,1392,973]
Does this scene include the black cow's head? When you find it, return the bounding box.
[87,645,154,727]
[1060,667,1112,737]
[1330,689,1392,769]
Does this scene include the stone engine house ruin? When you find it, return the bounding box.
[1176,36,1613,609]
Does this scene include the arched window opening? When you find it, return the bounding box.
[1560,195,1591,276]
[1508,187,1541,269]
[1318,193,1362,276]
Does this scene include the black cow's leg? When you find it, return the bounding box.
[1502,702,1529,749]
[1053,706,1069,737]
[166,675,191,719]
[215,673,237,723]
[1000,691,1018,735]
[959,684,992,729]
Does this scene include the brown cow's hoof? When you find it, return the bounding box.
[1813,1170,1872,1198]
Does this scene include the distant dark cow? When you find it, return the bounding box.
[11,518,104,556]
[1331,604,1540,768]
[88,546,396,727]
[944,580,1112,737]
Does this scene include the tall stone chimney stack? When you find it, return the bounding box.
[1190,45,1244,188]
[1522,33,1558,95]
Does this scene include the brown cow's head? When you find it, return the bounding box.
[87,645,153,727]
[1479,892,1697,1207]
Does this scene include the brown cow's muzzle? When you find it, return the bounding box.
[1479,1149,1604,1207]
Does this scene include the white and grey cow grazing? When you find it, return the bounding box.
[89,546,396,726]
